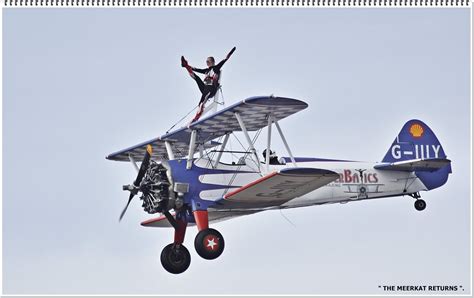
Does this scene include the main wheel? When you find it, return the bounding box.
[194,228,225,260]
[414,199,426,211]
[160,243,191,274]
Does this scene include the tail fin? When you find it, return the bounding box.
[382,119,447,163]
[382,119,452,190]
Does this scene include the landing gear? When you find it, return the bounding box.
[160,243,191,274]
[160,216,190,274]
[409,192,426,211]
[159,209,225,274]
[194,228,225,260]
[414,199,427,211]
[193,210,225,260]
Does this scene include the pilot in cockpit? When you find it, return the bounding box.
[262,149,281,165]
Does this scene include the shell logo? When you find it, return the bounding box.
[409,123,424,138]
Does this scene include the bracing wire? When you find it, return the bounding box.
[166,104,199,134]
[279,209,296,228]
[225,128,263,193]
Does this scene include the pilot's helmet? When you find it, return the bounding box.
[262,149,274,158]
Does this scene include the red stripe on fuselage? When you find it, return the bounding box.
[223,171,278,199]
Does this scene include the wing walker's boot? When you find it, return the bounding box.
[181,56,194,77]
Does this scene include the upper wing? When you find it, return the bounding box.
[213,168,339,209]
[106,96,307,162]
[159,96,308,147]
[374,158,451,172]
[105,137,220,162]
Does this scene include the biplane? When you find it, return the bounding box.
[106,95,452,274]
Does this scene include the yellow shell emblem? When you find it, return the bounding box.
[409,123,424,138]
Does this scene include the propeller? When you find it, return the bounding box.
[119,145,153,221]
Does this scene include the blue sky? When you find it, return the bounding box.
[2,7,471,294]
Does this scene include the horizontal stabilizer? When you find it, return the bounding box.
[214,167,339,209]
[374,158,451,172]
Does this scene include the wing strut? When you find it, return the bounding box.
[187,130,197,169]
[128,154,140,173]
[165,141,175,160]
[234,112,261,171]
[214,133,230,167]
[198,144,204,158]
[274,118,297,167]
[266,115,272,172]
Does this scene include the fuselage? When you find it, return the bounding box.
[171,157,432,211]
[279,160,426,208]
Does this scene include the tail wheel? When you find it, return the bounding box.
[160,243,191,274]
[194,228,225,260]
[414,199,427,211]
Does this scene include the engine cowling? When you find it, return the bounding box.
[140,160,175,214]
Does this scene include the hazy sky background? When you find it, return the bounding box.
[3,8,471,295]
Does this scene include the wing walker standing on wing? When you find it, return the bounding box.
[181,47,236,123]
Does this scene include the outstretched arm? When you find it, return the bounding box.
[214,47,236,71]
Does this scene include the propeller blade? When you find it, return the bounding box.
[119,145,153,222]
[134,145,153,187]
[119,192,135,222]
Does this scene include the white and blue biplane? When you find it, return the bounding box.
[106,95,452,274]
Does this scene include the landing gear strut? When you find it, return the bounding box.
[160,216,190,274]
[409,192,426,211]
